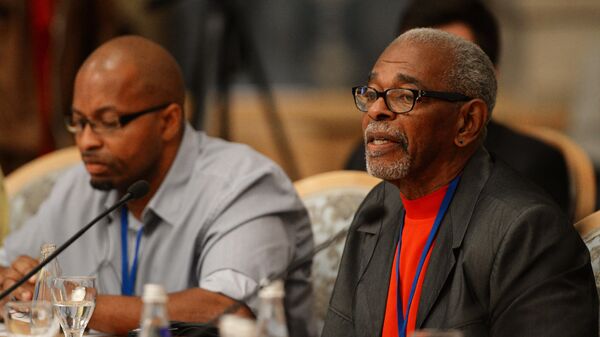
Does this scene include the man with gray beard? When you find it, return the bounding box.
[322,28,598,337]
[364,122,410,180]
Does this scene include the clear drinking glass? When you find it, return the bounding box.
[51,276,97,337]
[410,329,464,337]
[3,301,60,337]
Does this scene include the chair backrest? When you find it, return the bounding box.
[0,168,9,244]
[4,146,81,236]
[294,170,381,332]
[514,124,596,222]
[574,210,600,331]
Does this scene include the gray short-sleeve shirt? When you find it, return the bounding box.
[0,124,316,337]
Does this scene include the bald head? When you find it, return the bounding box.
[71,36,187,195]
[77,35,185,109]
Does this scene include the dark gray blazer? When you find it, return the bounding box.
[322,148,598,337]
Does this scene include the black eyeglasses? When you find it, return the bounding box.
[352,86,471,114]
[65,102,171,135]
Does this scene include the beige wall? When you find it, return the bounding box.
[203,88,362,180]
[490,0,600,130]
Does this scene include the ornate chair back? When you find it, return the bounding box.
[294,170,381,333]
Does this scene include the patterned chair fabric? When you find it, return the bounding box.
[0,168,9,244]
[585,229,600,297]
[574,210,600,333]
[294,170,381,333]
[4,146,81,237]
[575,211,600,296]
[8,170,74,233]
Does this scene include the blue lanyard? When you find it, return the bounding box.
[395,176,460,337]
[120,206,144,296]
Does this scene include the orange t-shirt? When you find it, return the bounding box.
[382,185,449,337]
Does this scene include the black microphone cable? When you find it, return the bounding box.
[0,180,150,301]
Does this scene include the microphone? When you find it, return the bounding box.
[124,180,151,202]
[285,203,386,275]
[0,180,150,301]
[184,204,387,336]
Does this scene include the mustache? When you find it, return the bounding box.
[364,122,409,151]
[81,150,111,165]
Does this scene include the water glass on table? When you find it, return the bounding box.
[3,301,60,337]
[51,276,96,337]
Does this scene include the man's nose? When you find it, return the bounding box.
[76,124,103,150]
[366,97,396,121]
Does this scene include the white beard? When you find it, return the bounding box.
[364,121,412,180]
[366,153,412,180]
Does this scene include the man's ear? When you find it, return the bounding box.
[160,103,183,141]
[454,98,488,147]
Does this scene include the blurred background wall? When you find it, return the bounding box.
[1,0,599,180]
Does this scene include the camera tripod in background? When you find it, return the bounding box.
[150,0,300,180]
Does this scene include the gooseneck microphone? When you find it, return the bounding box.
[0,180,150,301]
[284,204,386,276]
[124,180,151,201]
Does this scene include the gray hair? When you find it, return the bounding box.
[394,28,497,117]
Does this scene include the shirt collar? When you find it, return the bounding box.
[103,123,201,227]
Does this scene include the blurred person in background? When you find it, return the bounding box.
[0,0,131,174]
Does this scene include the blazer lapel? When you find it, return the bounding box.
[355,182,404,336]
[416,147,493,328]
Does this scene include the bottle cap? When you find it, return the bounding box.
[219,314,256,337]
[142,284,167,303]
[259,279,285,298]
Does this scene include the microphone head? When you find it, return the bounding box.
[127,180,150,200]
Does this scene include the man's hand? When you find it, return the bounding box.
[0,255,39,304]
[90,288,254,334]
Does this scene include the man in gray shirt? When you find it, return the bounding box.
[0,35,315,337]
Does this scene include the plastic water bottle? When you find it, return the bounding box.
[33,243,62,302]
[255,280,288,337]
[139,284,171,337]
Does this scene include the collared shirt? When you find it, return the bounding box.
[0,124,316,337]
